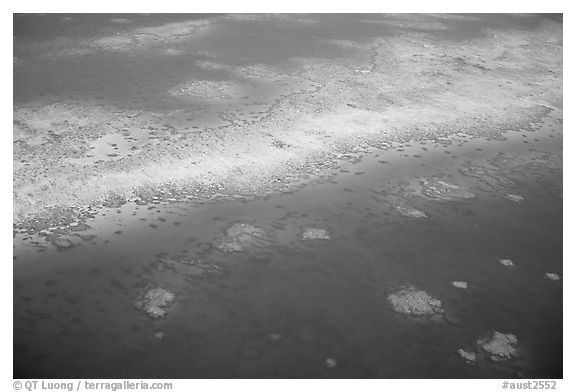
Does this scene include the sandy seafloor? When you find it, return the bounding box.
[13,14,562,378]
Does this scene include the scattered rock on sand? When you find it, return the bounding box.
[215,222,267,253]
[505,194,524,202]
[324,358,338,368]
[545,273,560,281]
[457,348,477,363]
[387,287,444,316]
[498,258,515,267]
[452,281,468,289]
[421,178,475,201]
[477,331,518,362]
[154,331,165,340]
[136,288,175,319]
[300,228,331,240]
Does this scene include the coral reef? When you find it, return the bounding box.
[324,358,338,368]
[169,80,238,100]
[545,273,560,281]
[13,15,561,232]
[49,236,75,250]
[498,259,515,267]
[160,255,223,276]
[459,161,514,190]
[300,228,331,240]
[505,194,524,202]
[452,281,468,289]
[477,331,518,362]
[215,223,267,252]
[387,287,444,316]
[135,288,175,319]
[421,178,475,201]
[393,202,427,218]
[457,348,477,363]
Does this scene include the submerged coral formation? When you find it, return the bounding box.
[457,348,477,363]
[169,80,238,99]
[505,194,524,202]
[49,236,75,249]
[421,178,475,201]
[393,202,427,218]
[323,358,338,369]
[300,228,331,240]
[160,255,223,276]
[477,331,519,362]
[387,287,444,316]
[452,281,468,289]
[459,161,514,190]
[265,333,283,342]
[498,258,515,267]
[215,223,267,252]
[136,288,175,319]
